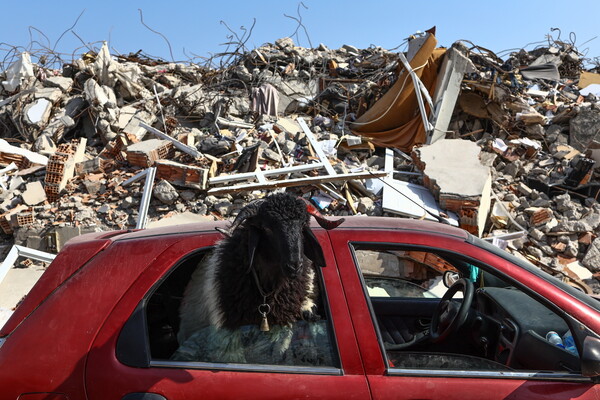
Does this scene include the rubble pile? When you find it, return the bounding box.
[1,31,600,293]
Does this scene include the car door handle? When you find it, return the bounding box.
[417,318,431,330]
[122,393,167,400]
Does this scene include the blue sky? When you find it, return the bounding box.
[1,1,599,67]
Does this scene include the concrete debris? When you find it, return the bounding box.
[21,181,46,206]
[1,29,600,294]
[413,139,491,237]
[2,53,34,92]
[153,179,179,205]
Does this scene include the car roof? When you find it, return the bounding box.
[102,215,470,242]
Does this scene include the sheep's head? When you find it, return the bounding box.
[223,193,344,280]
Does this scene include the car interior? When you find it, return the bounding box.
[143,249,338,367]
[354,246,583,373]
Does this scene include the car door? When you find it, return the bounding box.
[85,229,370,400]
[329,227,600,400]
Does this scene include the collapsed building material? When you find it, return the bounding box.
[0,139,48,168]
[207,117,388,194]
[140,123,203,159]
[0,245,55,288]
[122,167,156,229]
[427,46,475,144]
[44,139,87,201]
[349,31,446,150]
[123,111,158,140]
[0,205,28,235]
[24,98,52,128]
[2,53,34,92]
[126,139,175,167]
[21,181,46,206]
[381,149,458,224]
[0,28,600,294]
[155,160,208,190]
[412,139,491,236]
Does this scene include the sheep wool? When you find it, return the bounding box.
[178,193,323,345]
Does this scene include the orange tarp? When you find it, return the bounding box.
[350,34,446,151]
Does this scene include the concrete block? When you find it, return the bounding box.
[24,98,52,127]
[43,76,74,92]
[47,226,82,252]
[35,87,63,102]
[21,181,47,205]
[413,139,491,237]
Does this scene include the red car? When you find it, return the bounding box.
[1,216,600,399]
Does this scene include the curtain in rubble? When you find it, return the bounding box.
[350,34,446,152]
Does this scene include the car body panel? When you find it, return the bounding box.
[327,225,600,400]
[85,229,371,399]
[0,216,599,399]
[0,234,113,337]
[0,234,181,399]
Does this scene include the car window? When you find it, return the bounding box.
[352,245,585,379]
[356,249,458,299]
[144,249,339,369]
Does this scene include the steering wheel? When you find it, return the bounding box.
[430,278,474,343]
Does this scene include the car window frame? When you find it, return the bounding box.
[470,236,600,312]
[117,246,344,376]
[348,241,596,383]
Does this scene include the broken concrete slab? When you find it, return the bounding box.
[123,111,157,140]
[126,139,174,167]
[155,159,208,190]
[0,138,48,167]
[413,139,492,236]
[0,265,45,317]
[43,76,73,93]
[116,105,138,130]
[46,226,82,252]
[382,178,459,225]
[34,87,63,103]
[21,181,46,206]
[583,238,600,272]
[24,98,52,127]
[428,45,475,144]
[91,42,118,87]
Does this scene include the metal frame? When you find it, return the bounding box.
[388,368,591,382]
[0,245,56,287]
[123,167,157,229]
[397,52,434,135]
[151,360,342,375]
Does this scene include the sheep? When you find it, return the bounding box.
[177,193,344,345]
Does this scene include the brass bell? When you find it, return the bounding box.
[260,315,270,332]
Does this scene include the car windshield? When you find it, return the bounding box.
[470,235,600,312]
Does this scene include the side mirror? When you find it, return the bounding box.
[443,271,460,288]
[581,336,600,378]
